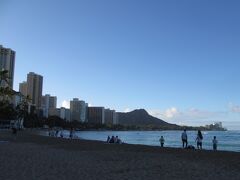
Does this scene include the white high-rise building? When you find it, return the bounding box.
[60,107,71,121]
[104,109,118,125]
[0,45,15,88]
[41,94,57,118]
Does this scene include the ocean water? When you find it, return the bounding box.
[68,130,240,152]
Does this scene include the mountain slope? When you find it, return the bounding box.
[118,109,180,129]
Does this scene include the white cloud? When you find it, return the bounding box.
[147,107,226,126]
[62,100,70,109]
[165,107,179,118]
[88,103,93,107]
[148,107,179,119]
[124,108,131,113]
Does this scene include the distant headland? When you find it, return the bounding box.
[117,109,226,131]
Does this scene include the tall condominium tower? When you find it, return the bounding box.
[27,72,43,108]
[88,107,105,124]
[104,109,118,125]
[41,94,57,117]
[70,98,87,122]
[0,45,15,88]
[19,81,28,96]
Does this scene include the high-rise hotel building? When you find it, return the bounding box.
[0,45,15,88]
[26,72,43,108]
[88,107,105,124]
[19,81,28,96]
[104,109,118,125]
[41,94,57,118]
[70,98,88,122]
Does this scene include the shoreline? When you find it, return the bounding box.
[2,129,240,155]
[37,128,240,153]
[1,130,240,180]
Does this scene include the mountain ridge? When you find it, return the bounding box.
[117,109,180,129]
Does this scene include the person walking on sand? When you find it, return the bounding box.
[196,130,203,150]
[159,136,165,147]
[181,129,188,148]
[212,136,218,151]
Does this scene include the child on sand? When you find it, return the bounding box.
[212,136,218,151]
[159,136,165,147]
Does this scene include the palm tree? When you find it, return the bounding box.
[0,69,14,101]
[0,69,33,128]
[16,94,32,128]
[0,70,18,126]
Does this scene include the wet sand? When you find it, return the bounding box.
[0,130,240,180]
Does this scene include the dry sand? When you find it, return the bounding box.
[0,130,240,180]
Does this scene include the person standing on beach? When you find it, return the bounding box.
[159,136,165,147]
[212,136,218,151]
[69,128,73,140]
[106,136,110,143]
[181,129,188,148]
[55,130,59,137]
[60,130,64,138]
[196,130,203,150]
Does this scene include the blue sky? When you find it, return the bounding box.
[1,0,240,129]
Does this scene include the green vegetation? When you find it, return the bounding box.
[0,70,30,128]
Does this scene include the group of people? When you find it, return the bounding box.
[48,129,59,137]
[181,129,218,150]
[159,129,218,151]
[48,128,76,139]
[69,128,77,139]
[106,135,123,144]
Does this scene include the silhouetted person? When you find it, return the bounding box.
[159,136,165,147]
[55,130,59,137]
[196,130,203,150]
[107,136,110,143]
[115,136,119,143]
[212,136,218,151]
[69,128,73,139]
[60,130,64,138]
[109,136,115,143]
[116,136,122,144]
[181,129,188,148]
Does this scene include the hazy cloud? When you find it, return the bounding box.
[88,103,93,107]
[147,107,226,126]
[124,108,132,113]
[62,100,70,109]
[148,107,179,119]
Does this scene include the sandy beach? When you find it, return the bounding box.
[0,130,240,180]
